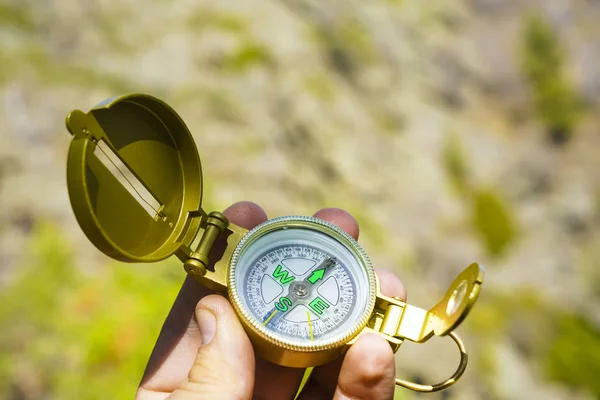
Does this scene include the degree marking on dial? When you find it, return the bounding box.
[281,258,316,276]
[317,276,340,305]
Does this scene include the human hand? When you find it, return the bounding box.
[135,202,407,400]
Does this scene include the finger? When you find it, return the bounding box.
[298,269,405,399]
[333,334,395,400]
[168,295,255,400]
[250,208,362,400]
[137,201,267,397]
[313,208,360,240]
[376,269,407,302]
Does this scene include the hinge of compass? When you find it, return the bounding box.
[180,211,229,277]
[371,293,434,345]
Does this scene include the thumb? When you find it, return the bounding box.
[168,295,255,400]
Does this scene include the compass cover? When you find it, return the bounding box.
[66,94,203,262]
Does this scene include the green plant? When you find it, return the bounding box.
[545,313,600,397]
[442,132,469,195]
[471,188,517,257]
[0,3,36,30]
[521,14,580,145]
[223,42,274,73]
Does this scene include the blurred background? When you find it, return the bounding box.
[1,0,599,399]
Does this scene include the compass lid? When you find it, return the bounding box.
[66,94,204,262]
[430,262,484,336]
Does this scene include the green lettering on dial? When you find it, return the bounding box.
[308,297,330,315]
[275,296,293,312]
[272,265,295,284]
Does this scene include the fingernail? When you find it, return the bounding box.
[198,309,216,345]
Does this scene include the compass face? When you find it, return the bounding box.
[230,217,374,347]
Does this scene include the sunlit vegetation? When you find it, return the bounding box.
[0,222,182,399]
[471,188,517,257]
[470,290,600,398]
[545,313,600,398]
[442,132,469,196]
[442,134,518,257]
[521,14,580,145]
[222,42,274,73]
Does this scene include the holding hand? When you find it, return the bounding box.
[135,202,406,400]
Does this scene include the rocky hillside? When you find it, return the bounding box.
[1,0,599,399]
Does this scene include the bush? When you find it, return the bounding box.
[521,14,580,145]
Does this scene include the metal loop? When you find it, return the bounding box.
[395,331,469,392]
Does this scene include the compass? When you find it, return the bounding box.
[64,94,484,393]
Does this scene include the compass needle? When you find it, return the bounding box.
[263,309,278,326]
[307,311,314,341]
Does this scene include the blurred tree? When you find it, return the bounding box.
[520,14,580,146]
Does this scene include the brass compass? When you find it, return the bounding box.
[65,93,484,393]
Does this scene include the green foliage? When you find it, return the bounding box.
[0,221,182,399]
[0,44,134,92]
[469,289,544,338]
[468,289,600,397]
[468,297,509,338]
[471,188,517,257]
[580,238,600,299]
[440,134,519,257]
[545,313,600,397]
[0,3,36,30]
[337,20,377,64]
[442,132,469,195]
[521,14,580,144]
[223,43,274,73]
[376,112,404,135]
[310,19,378,79]
[186,11,248,33]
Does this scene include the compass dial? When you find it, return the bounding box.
[230,217,374,347]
